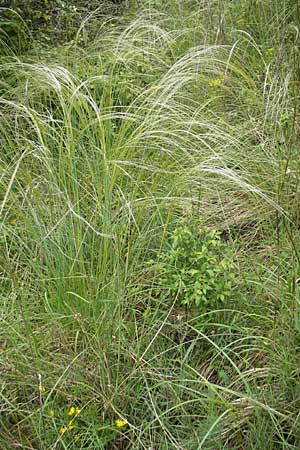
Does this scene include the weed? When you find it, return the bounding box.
[156,223,235,312]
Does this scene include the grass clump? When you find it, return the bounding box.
[1,0,300,449]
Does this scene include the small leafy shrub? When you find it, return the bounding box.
[1,1,125,47]
[157,223,235,312]
[0,8,28,53]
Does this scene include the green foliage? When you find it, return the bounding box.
[1,0,300,449]
[226,0,298,50]
[2,1,75,33]
[158,223,235,311]
[0,0,124,48]
[0,7,28,53]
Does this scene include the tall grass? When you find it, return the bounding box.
[1,1,300,448]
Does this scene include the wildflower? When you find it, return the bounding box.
[38,385,45,393]
[59,422,76,434]
[68,406,81,416]
[115,419,128,428]
[209,76,225,88]
[68,406,75,416]
[67,421,75,431]
[50,409,55,417]
[9,217,17,225]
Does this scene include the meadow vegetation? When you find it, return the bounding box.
[0,0,300,448]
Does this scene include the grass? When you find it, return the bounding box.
[1,0,300,448]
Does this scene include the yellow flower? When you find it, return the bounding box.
[9,217,17,225]
[115,419,127,428]
[208,76,225,88]
[68,406,75,416]
[68,406,81,416]
[50,409,55,417]
[67,422,75,431]
[60,422,76,434]
[38,385,45,393]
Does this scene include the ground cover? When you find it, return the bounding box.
[1,1,300,448]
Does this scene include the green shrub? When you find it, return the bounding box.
[0,0,125,48]
[157,223,235,312]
